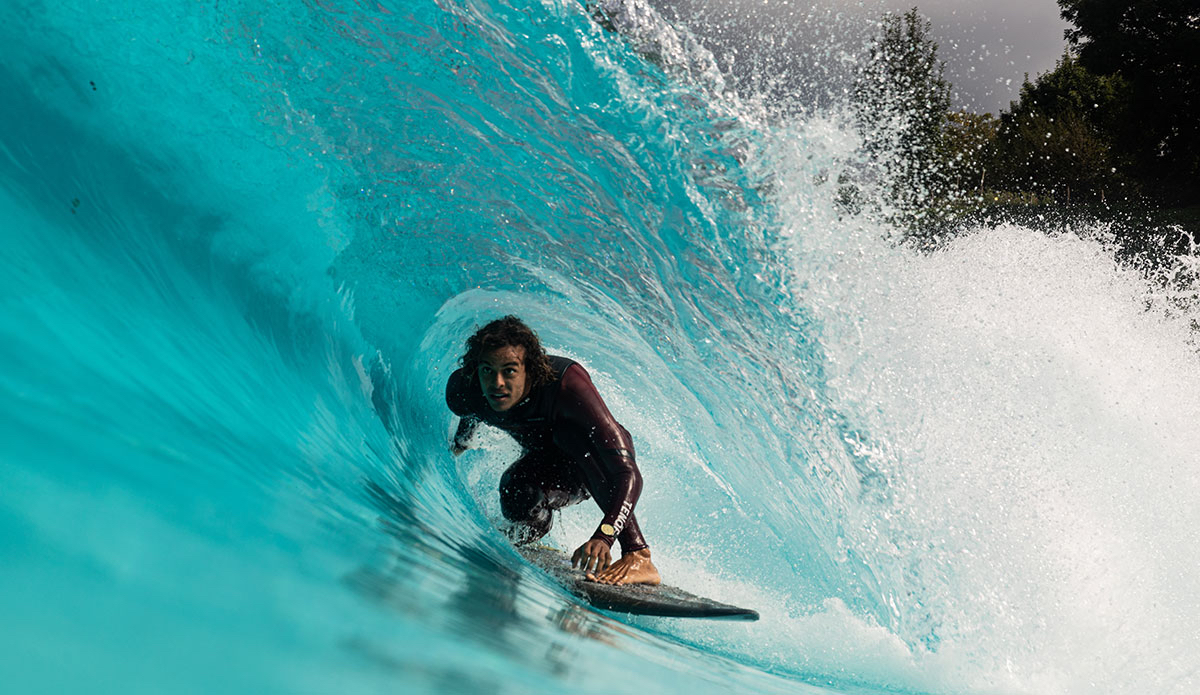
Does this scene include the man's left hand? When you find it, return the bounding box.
[572,539,611,574]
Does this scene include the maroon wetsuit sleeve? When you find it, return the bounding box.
[445,368,476,416]
[446,368,480,446]
[556,364,645,550]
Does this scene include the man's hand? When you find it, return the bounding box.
[450,442,468,456]
[572,539,611,574]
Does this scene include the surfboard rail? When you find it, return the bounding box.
[520,546,760,621]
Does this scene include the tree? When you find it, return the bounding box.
[940,110,998,198]
[991,51,1131,201]
[1058,0,1200,190]
[852,8,952,218]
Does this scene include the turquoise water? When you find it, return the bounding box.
[3,1,1200,693]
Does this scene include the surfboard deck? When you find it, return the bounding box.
[520,546,759,621]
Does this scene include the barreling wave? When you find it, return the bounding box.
[2,1,1198,694]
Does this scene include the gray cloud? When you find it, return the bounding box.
[655,0,1071,113]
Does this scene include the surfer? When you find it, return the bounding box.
[446,316,661,586]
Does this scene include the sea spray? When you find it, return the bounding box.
[766,110,1200,692]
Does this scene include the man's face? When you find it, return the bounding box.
[478,345,528,412]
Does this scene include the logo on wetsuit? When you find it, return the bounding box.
[607,500,633,537]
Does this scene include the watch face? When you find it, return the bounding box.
[600,524,616,536]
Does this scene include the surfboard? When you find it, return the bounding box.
[520,546,759,621]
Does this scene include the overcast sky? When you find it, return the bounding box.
[656,0,1073,113]
[882,0,1073,112]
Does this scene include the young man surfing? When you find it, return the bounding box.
[446,316,660,586]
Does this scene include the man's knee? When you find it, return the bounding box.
[499,470,543,522]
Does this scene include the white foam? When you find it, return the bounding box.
[768,115,1200,693]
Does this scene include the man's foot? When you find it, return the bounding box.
[586,548,660,586]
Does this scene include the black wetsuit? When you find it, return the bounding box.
[445,356,648,553]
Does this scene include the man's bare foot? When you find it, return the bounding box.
[586,548,660,586]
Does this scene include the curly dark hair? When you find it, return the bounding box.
[459,316,555,388]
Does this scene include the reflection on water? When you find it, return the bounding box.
[340,635,505,694]
[342,478,633,687]
[548,604,623,648]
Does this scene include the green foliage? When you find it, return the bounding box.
[1005,51,1129,136]
[847,2,1195,244]
[1058,0,1200,185]
[939,110,998,198]
[996,110,1120,199]
[852,2,1198,249]
[990,51,1132,202]
[852,8,952,218]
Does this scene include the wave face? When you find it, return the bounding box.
[3,1,1199,693]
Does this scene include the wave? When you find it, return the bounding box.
[2,1,1198,693]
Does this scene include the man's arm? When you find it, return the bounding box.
[446,367,480,454]
[451,416,479,455]
[557,364,643,548]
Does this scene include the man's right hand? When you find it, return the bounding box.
[450,442,468,456]
[572,539,612,574]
